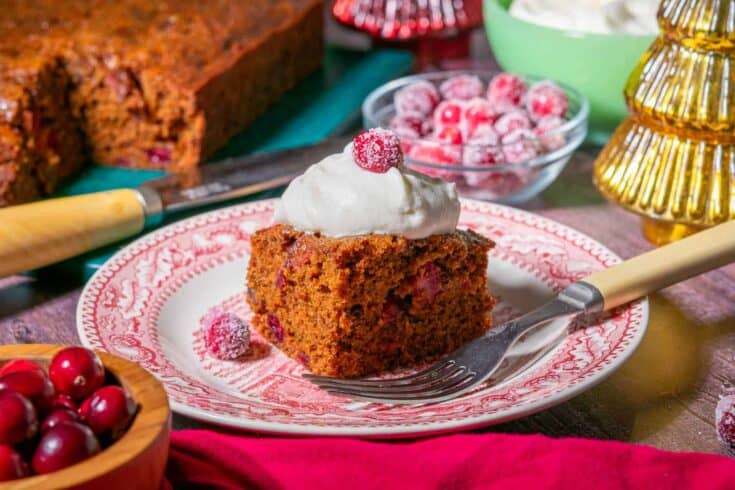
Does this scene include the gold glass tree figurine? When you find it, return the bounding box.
[594,0,735,245]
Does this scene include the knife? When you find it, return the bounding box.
[0,137,349,278]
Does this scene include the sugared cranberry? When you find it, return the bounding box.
[49,347,105,401]
[466,123,500,146]
[394,81,440,117]
[389,113,432,139]
[463,143,502,167]
[487,73,528,113]
[439,74,484,101]
[434,126,463,145]
[0,370,54,416]
[463,98,497,138]
[717,391,735,448]
[352,129,404,173]
[0,391,38,445]
[534,116,566,151]
[41,408,79,435]
[80,386,136,440]
[407,141,463,181]
[0,445,29,482]
[146,146,172,166]
[502,129,539,164]
[494,111,532,136]
[267,314,284,343]
[200,310,250,360]
[53,394,78,412]
[434,101,463,126]
[412,262,442,303]
[0,359,44,377]
[32,422,101,475]
[526,81,568,121]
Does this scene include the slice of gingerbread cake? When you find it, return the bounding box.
[247,129,495,378]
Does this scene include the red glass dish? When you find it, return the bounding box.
[332,0,483,40]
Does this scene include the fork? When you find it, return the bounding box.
[304,219,735,404]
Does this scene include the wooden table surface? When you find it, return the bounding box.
[1,22,735,456]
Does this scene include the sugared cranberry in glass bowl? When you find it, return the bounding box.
[79,386,137,441]
[32,421,101,475]
[49,347,105,401]
[362,70,588,204]
[0,391,38,445]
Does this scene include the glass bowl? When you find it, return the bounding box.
[362,70,589,204]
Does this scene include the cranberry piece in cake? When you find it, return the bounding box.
[439,74,484,101]
[199,308,250,360]
[526,81,568,121]
[394,80,440,117]
[487,73,528,113]
[494,110,532,136]
[352,129,404,173]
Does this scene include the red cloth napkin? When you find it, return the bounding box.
[164,430,735,489]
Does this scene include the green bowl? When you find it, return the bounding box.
[483,0,655,145]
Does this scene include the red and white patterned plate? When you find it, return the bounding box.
[77,199,648,437]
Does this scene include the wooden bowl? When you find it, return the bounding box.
[0,344,170,490]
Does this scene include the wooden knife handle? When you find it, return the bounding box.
[0,190,145,277]
[585,219,735,310]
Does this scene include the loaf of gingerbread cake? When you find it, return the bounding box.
[0,0,323,205]
[247,224,495,378]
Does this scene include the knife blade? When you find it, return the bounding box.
[0,137,349,277]
[139,137,350,215]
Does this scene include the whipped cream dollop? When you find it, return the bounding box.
[274,144,460,239]
[509,0,659,35]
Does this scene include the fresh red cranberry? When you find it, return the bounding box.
[434,125,463,145]
[32,421,101,475]
[434,101,463,126]
[394,81,440,117]
[53,394,78,412]
[534,116,566,151]
[487,73,528,112]
[79,386,136,440]
[41,408,79,435]
[146,146,172,166]
[717,392,735,447]
[0,370,54,416]
[407,141,463,181]
[0,359,44,377]
[525,81,568,121]
[48,347,105,401]
[352,129,404,173]
[463,98,497,138]
[200,310,250,360]
[267,314,284,343]
[0,391,38,445]
[439,74,484,101]
[494,110,532,136]
[0,445,29,482]
[412,262,442,303]
[502,129,539,164]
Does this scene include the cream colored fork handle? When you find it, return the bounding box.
[0,190,145,277]
[585,219,735,310]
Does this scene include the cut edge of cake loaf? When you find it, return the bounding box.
[246,224,496,378]
[0,51,86,206]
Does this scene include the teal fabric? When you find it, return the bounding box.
[41,47,414,280]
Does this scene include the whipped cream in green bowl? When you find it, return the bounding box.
[484,0,656,145]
